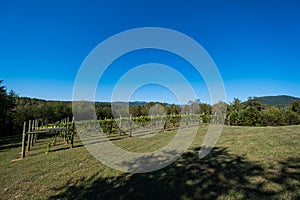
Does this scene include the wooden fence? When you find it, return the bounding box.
[21,118,74,159]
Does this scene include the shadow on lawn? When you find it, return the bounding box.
[49,147,300,200]
[0,135,21,151]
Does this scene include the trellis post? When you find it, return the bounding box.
[21,122,26,158]
[119,115,123,136]
[31,120,35,146]
[70,117,74,148]
[129,115,132,137]
[34,119,38,143]
[27,120,32,151]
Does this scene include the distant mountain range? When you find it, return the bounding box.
[19,95,299,106]
[251,95,299,106]
[120,96,300,106]
[129,101,148,105]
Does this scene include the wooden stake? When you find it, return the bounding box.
[31,120,35,146]
[70,119,74,148]
[109,117,113,134]
[129,115,132,137]
[27,120,31,151]
[21,122,26,158]
[119,115,122,136]
[34,119,38,143]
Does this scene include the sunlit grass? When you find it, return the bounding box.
[1,125,299,199]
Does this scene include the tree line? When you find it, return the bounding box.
[226,97,300,126]
[1,80,299,137]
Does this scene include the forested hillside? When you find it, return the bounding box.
[253,95,299,106]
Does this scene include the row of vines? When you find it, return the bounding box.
[75,113,217,136]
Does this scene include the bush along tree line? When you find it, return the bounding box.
[1,80,300,136]
[226,97,300,126]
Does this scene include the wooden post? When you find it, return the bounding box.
[34,119,38,143]
[70,119,74,148]
[151,115,153,129]
[30,132,34,147]
[163,114,167,132]
[27,120,32,151]
[21,122,27,158]
[62,118,66,142]
[66,117,69,144]
[119,115,122,136]
[31,120,35,146]
[185,114,188,127]
[129,115,132,137]
[109,117,113,134]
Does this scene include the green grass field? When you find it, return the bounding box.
[1,125,300,199]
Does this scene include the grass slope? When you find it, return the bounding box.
[0,125,300,199]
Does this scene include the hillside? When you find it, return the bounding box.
[254,95,299,106]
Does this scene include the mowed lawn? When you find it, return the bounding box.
[0,125,299,200]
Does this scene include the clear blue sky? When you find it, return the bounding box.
[1,0,299,104]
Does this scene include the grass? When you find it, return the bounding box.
[0,125,300,199]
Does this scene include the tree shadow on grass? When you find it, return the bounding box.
[49,147,300,200]
[0,135,21,151]
[267,157,300,197]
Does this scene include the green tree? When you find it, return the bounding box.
[188,99,201,114]
[227,110,239,126]
[130,105,143,117]
[238,107,261,126]
[211,101,228,124]
[199,103,212,115]
[169,104,180,115]
[284,110,300,125]
[290,100,300,114]
[0,81,16,136]
[244,97,263,111]
[229,98,242,112]
[261,107,285,126]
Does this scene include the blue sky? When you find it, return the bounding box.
[1,0,299,104]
